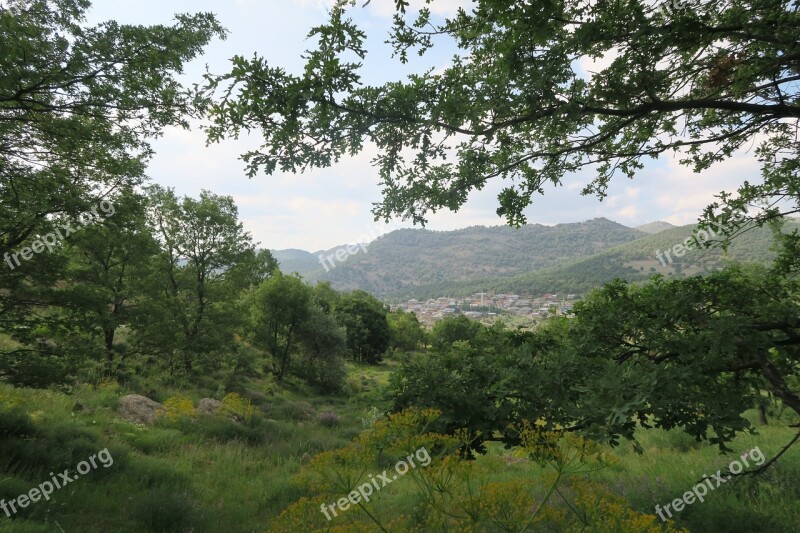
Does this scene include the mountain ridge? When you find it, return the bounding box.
[273,218,643,294]
[271,218,796,300]
[635,221,676,234]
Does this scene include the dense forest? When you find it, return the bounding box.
[1,1,799,532]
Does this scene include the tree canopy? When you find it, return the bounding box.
[1,0,224,254]
[393,265,800,461]
[0,0,225,383]
[204,0,799,228]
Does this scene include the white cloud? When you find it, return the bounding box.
[577,47,620,81]
[366,0,474,17]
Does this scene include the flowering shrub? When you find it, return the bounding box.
[268,409,688,532]
[162,395,195,420]
[220,392,253,423]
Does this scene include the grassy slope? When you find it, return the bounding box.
[0,363,394,532]
[0,362,798,532]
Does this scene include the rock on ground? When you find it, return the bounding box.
[197,398,223,415]
[118,394,165,425]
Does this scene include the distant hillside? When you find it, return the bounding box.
[435,220,799,299]
[635,221,676,234]
[273,218,797,300]
[271,248,321,276]
[272,218,645,295]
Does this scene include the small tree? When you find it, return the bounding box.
[334,290,390,363]
[388,309,427,352]
[311,281,341,314]
[430,315,483,352]
[296,304,347,393]
[249,273,312,381]
[56,189,158,372]
[137,186,270,373]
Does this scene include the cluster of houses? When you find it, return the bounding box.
[391,292,579,325]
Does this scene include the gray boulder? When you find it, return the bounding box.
[118,394,165,425]
[197,398,223,415]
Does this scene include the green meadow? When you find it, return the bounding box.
[1,359,797,532]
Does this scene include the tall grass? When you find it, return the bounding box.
[0,361,798,532]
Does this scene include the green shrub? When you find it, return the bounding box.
[293,352,347,394]
[270,401,314,421]
[0,406,35,439]
[317,411,339,427]
[133,489,196,532]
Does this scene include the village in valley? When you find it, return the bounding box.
[391,292,579,326]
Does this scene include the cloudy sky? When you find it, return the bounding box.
[86,0,760,251]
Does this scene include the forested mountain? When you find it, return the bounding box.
[429,219,800,299]
[272,218,645,294]
[270,248,324,277]
[273,219,799,300]
[635,221,676,234]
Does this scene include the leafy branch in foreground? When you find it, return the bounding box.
[203,0,799,227]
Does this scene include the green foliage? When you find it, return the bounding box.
[334,290,390,363]
[1,0,224,258]
[311,281,341,314]
[0,0,224,385]
[295,305,348,393]
[205,0,799,230]
[248,273,312,381]
[565,265,800,450]
[394,263,800,459]
[0,344,81,388]
[136,186,274,374]
[391,322,541,453]
[387,309,426,352]
[45,190,158,377]
[0,406,35,439]
[220,341,264,391]
[429,314,483,352]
